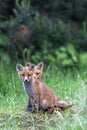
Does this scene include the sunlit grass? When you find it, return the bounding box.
[0,64,87,130]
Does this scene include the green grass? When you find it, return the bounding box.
[0,64,87,130]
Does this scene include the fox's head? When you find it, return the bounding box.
[16,64,35,83]
[26,62,43,80]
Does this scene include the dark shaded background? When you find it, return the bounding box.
[0,0,87,68]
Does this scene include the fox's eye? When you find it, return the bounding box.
[22,74,24,77]
[36,73,39,75]
[28,74,30,77]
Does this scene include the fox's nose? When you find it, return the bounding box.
[24,77,28,82]
[25,79,28,82]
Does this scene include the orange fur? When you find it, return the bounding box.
[16,64,72,113]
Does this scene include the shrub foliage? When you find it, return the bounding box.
[0,0,87,67]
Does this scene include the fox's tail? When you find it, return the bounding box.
[42,100,73,113]
[55,100,73,109]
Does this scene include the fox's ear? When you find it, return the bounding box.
[26,62,35,71]
[16,64,23,72]
[37,62,44,70]
[26,62,32,67]
[28,64,35,71]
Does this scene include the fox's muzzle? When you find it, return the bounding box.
[22,76,30,83]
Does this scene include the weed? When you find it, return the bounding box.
[0,64,87,130]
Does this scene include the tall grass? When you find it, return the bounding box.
[0,63,87,130]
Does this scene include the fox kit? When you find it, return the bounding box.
[16,64,72,113]
[25,62,43,111]
[16,64,37,111]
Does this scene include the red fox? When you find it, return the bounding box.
[25,62,44,111]
[16,63,72,113]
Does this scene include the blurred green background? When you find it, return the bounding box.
[0,0,87,68]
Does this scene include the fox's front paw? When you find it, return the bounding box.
[27,105,32,111]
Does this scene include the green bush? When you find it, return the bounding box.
[0,0,87,67]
